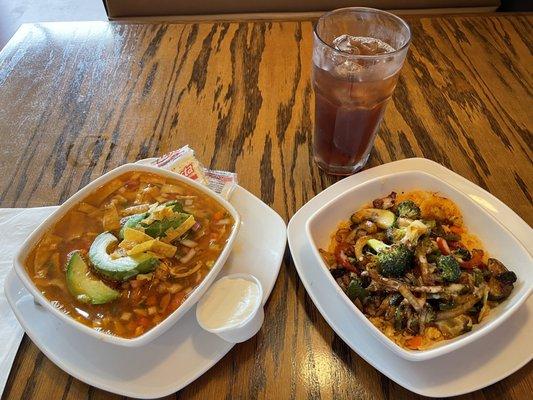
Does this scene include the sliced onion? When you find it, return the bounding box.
[179,248,196,263]
[167,283,184,294]
[435,294,480,321]
[398,285,424,312]
[184,199,193,206]
[338,250,349,266]
[344,228,358,243]
[170,261,203,278]
[180,239,198,248]
[216,218,231,225]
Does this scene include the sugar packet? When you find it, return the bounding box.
[151,146,238,199]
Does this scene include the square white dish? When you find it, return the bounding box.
[288,158,533,397]
[305,170,532,361]
[5,185,286,398]
[12,163,241,347]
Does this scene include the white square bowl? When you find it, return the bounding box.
[305,170,532,361]
[13,163,240,347]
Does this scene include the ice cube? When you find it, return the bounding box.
[333,35,395,56]
[333,59,363,77]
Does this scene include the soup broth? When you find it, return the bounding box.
[25,171,234,338]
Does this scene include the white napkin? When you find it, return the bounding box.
[0,207,56,397]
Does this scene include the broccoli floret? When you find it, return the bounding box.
[346,278,368,302]
[386,220,428,246]
[396,200,421,219]
[453,248,471,261]
[367,239,414,277]
[436,255,461,282]
[386,227,406,243]
[401,220,428,245]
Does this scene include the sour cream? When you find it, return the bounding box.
[197,277,261,330]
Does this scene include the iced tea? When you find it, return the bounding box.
[312,8,411,175]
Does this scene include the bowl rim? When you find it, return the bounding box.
[305,169,532,361]
[13,163,241,347]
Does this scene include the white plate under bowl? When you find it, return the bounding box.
[288,158,533,397]
[5,185,286,398]
[305,170,532,361]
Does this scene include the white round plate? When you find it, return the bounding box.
[287,158,533,398]
[5,185,286,399]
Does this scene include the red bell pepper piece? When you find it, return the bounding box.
[335,243,357,272]
[436,237,451,255]
[405,336,423,349]
[461,249,484,269]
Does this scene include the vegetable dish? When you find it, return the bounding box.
[319,190,517,350]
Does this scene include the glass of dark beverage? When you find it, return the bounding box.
[312,8,411,175]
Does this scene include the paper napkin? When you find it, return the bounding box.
[0,207,56,397]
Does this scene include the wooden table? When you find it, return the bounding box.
[1,13,531,400]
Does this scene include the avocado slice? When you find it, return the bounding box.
[143,214,191,238]
[89,232,159,281]
[66,251,120,305]
[119,213,147,239]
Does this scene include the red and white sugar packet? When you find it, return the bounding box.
[151,145,238,199]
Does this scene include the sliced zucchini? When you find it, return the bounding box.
[366,238,389,252]
[66,251,119,305]
[351,208,396,229]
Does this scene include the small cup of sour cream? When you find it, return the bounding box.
[196,273,264,343]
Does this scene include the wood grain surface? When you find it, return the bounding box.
[0,14,532,400]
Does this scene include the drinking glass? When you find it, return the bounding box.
[312,7,411,175]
